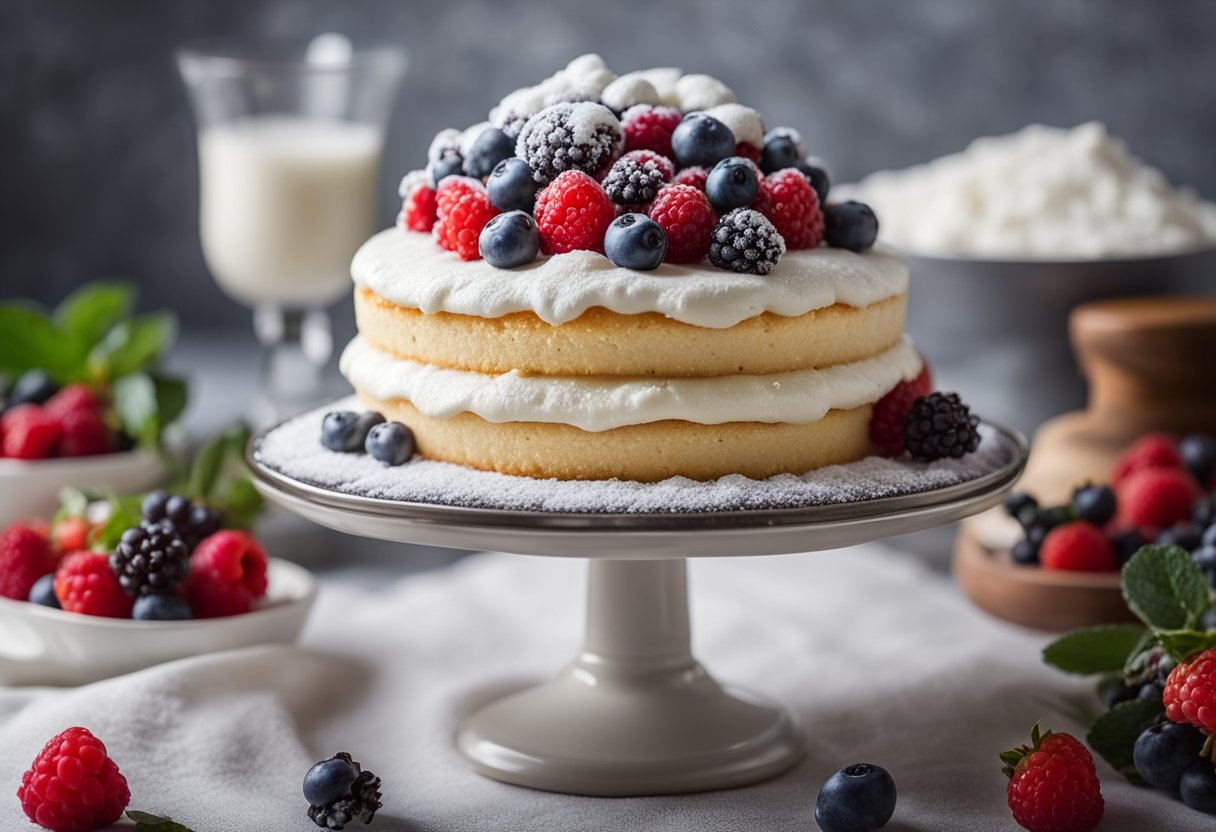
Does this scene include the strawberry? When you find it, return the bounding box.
[1001,724,1104,832]
[1039,521,1118,572]
[1111,432,1183,487]
[1115,467,1202,530]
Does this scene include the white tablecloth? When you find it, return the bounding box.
[0,545,1203,831]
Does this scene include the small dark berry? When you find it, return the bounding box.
[28,573,59,608]
[165,495,192,525]
[1003,491,1039,528]
[825,201,879,253]
[707,208,785,275]
[1192,495,1216,529]
[705,156,759,212]
[903,392,982,462]
[798,157,831,205]
[141,490,170,522]
[306,752,382,831]
[1110,527,1146,568]
[479,211,540,269]
[1133,721,1206,792]
[1180,433,1216,486]
[464,128,515,179]
[365,422,415,467]
[7,370,58,408]
[815,763,897,832]
[1156,522,1202,552]
[602,155,668,206]
[304,757,359,807]
[1011,538,1039,566]
[1026,524,1048,546]
[109,519,190,597]
[322,411,363,453]
[1071,484,1117,526]
[487,158,541,214]
[1192,545,1216,588]
[760,128,802,174]
[1180,758,1216,813]
[671,113,736,169]
[1101,679,1137,708]
[428,153,464,189]
[1038,505,1076,531]
[133,594,192,620]
[604,213,667,271]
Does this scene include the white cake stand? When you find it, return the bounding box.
[248,423,1026,797]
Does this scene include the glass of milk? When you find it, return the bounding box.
[177,36,406,424]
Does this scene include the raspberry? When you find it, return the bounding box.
[869,364,933,457]
[707,208,786,275]
[647,184,716,263]
[1,403,61,459]
[1039,521,1117,572]
[1002,725,1104,832]
[621,103,682,159]
[1111,433,1183,486]
[754,168,825,249]
[56,407,112,457]
[0,522,58,600]
[432,177,499,261]
[601,151,671,207]
[903,391,982,461]
[734,141,761,163]
[515,102,623,184]
[533,170,616,255]
[400,183,438,233]
[44,385,99,420]
[109,520,190,597]
[671,166,708,191]
[54,551,132,618]
[18,727,130,832]
[182,530,270,618]
[1115,467,1201,529]
[1164,649,1216,735]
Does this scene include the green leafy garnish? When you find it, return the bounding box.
[1085,698,1164,783]
[126,810,196,832]
[1042,625,1147,675]
[176,422,262,529]
[1122,545,1210,631]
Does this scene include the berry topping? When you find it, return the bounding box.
[533,170,616,254]
[1111,432,1183,487]
[427,153,464,189]
[754,168,824,250]
[365,421,416,467]
[675,73,736,112]
[140,491,221,551]
[463,126,516,179]
[132,593,192,620]
[670,113,736,169]
[18,727,130,832]
[760,127,804,174]
[400,182,438,233]
[600,75,661,112]
[1115,467,1202,529]
[1070,483,1117,526]
[43,384,98,420]
[601,151,671,207]
[825,201,880,253]
[620,103,682,158]
[1001,725,1104,832]
[1039,521,1117,572]
[110,519,191,597]
[2,403,62,459]
[56,406,112,457]
[604,213,668,271]
[646,184,716,264]
[1109,526,1147,568]
[514,101,623,184]
[54,551,133,618]
[1181,759,1216,813]
[182,530,269,618]
[869,364,933,457]
[321,410,385,454]
[705,156,759,213]
[1003,490,1040,529]
[704,104,765,152]
[707,208,786,275]
[306,752,382,831]
[7,369,59,408]
[814,763,897,832]
[1164,649,1216,735]
[1180,433,1216,486]
[903,392,981,461]
[487,158,541,214]
[433,177,500,261]
[479,211,541,269]
[1132,721,1206,792]
[0,522,58,600]
[799,157,832,205]
[427,128,462,164]
[671,166,708,191]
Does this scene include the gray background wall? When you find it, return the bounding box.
[3,0,1215,327]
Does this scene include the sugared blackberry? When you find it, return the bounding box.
[707,208,786,275]
[109,520,190,597]
[514,102,623,184]
[602,156,666,206]
[306,752,382,831]
[903,392,982,462]
[140,491,220,551]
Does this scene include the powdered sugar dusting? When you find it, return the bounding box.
[706,104,765,148]
[397,169,428,199]
[601,75,661,112]
[256,399,1015,514]
[427,129,461,164]
[567,102,623,147]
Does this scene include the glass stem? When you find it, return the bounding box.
[252,305,334,426]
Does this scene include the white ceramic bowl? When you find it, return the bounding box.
[0,559,317,686]
[0,449,169,527]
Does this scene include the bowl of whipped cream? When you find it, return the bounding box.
[840,122,1216,434]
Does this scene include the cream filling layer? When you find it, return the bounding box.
[340,335,922,432]
[352,228,909,329]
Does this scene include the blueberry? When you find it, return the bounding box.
[760,128,802,174]
[1157,522,1202,552]
[1003,490,1039,528]
[132,594,192,620]
[1138,680,1164,701]
[1180,434,1216,486]
[1026,524,1047,547]
[487,158,540,213]
[1205,522,1216,548]
[8,369,58,409]
[705,157,759,213]
[1193,496,1216,529]
[1072,484,1117,526]
[1110,527,1146,568]
[303,757,358,807]
[671,114,735,169]
[815,763,897,832]
[1203,608,1216,630]
[1038,505,1076,531]
[1011,538,1039,566]
[1101,678,1137,708]
[28,573,59,608]
[604,213,668,271]
[141,489,170,521]
[1192,545,1216,588]
[165,495,193,525]
[464,127,516,179]
[1180,758,1216,813]
[365,422,415,466]
[1134,721,1206,791]
[322,411,361,453]
[428,154,464,188]
[798,157,831,205]
[479,211,540,269]
[825,201,880,253]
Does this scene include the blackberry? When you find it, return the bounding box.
[707,208,785,275]
[903,392,981,462]
[306,752,382,831]
[109,520,190,597]
[602,156,666,206]
[141,491,221,550]
[514,102,623,184]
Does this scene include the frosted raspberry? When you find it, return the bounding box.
[18,727,130,832]
[533,170,617,255]
[671,167,708,191]
[621,104,682,159]
[1,404,61,459]
[432,177,499,261]
[0,522,58,600]
[515,102,623,184]
[869,364,933,457]
[54,551,133,618]
[646,184,716,264]
[754,168,825,249]
[182,530,270,618]
[734,142,762,163]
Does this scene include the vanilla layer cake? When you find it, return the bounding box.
[340,229,920,481]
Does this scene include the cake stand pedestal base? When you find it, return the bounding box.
[457,559,803,796]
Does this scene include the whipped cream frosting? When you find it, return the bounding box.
[340,335,922,431]
[352,229,908,329]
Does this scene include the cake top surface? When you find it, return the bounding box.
[353,227,906,328]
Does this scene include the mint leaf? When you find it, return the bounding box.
[88,496,142,551]
[126,810,195,832]
[153,374,188,429]
[187,433,226,502]
[1122,545,1209,631]
[112,373,159,448]
[1156,629,1216,663]
[53,281,134,349]
[1043,625,1147,675]
[1122,628,1162,679]
[0,304,88,381]
[92,311,177,379]
[1086,697,1164,782]
[222,477,263,529]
